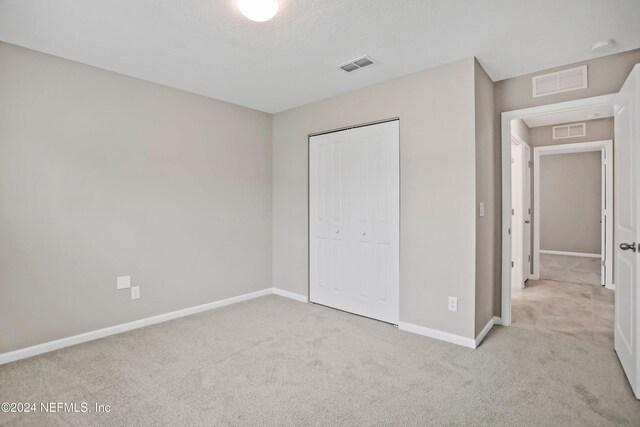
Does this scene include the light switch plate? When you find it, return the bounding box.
[131,286,140,300]
[479,202,485,217]
[117,276,131,290]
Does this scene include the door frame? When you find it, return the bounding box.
[510,135,531,289]
[532,140,614,288]
[501,93,617,326]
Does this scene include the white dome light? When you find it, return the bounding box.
[237,0,279,22]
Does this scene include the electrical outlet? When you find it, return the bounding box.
[448,296,458,312]
[131,286,140,300]
[117,276,131,290]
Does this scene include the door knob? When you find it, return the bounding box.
[524,220,530,224]
[620,242,636,252]
[362,232,366,236]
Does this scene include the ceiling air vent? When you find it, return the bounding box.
[553,123,586,139]
[532,65,588,97]
[338,55,376,73]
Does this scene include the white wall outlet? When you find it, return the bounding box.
[117,276,131,290]
[479,202,485,217]
[131,286,140,300]
[448,296,458,312]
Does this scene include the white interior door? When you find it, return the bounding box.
[511,140,524,288]
[523,143,532,281]
[614,64,640,399]
[309,120,399,324]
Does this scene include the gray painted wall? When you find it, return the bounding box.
[539,152,602,254]
[273,58,479,339]
[0,43,273,353]
[474,60,498,335]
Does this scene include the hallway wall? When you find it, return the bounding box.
[539,151,602,254]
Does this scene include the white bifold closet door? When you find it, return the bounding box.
[309,120,399,324]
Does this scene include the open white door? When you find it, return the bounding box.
[614,64,640,399]
[511,140,524,288]
[601,149,607,284]
[523,142,532,281]
[511,138,530,288]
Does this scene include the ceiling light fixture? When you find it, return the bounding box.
[237,0,279,22]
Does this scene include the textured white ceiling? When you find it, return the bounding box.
[1,0,639,113]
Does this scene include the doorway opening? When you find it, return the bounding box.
[502,67,640,399]
[533,140,613,289]
[502,96,617,348]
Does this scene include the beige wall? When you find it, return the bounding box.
[273,58,479,339]
[539,152,602,254]
[0,43,273,353]
[474,60,498,335]
[529,117,614,147]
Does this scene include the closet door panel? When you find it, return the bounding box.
[348,123,399,322]
[310,135,346,307]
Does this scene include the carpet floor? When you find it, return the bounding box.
[1,295,639,426]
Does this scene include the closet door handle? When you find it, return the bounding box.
[362,232,366,236]
[524,220,530,224]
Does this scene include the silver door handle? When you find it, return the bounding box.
[620,242,636,252]
[524,220,530,224]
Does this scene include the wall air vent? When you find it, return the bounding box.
[553,122,586,139]
[532,65,588,97]
[338,55,376,73]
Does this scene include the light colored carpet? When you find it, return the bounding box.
[513,279,614,348]
[539,254,601,286]
[1,295,639,426]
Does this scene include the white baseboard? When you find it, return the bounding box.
[539,250,601,258]
[271,287,308,303]
[475,316,502,347]
[0,288,278,365]
[398,321,476,349]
